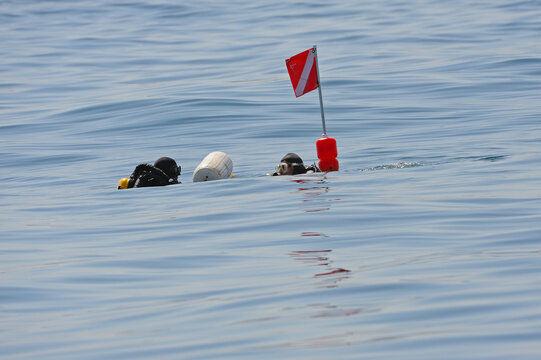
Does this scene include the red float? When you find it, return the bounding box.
[316,136,339,172]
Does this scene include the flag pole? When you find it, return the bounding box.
[313,45,327,137]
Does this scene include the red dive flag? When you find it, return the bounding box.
[285,47,319,97]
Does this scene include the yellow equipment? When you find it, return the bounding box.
[117,178,130,190]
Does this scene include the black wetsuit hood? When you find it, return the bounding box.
[154,157,181,179]
[272,153,320,176]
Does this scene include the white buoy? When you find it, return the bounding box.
[193,151,233,182]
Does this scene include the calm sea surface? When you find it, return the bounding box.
[1,0,541,359]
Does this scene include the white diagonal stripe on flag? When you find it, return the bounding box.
[295,50,316,97]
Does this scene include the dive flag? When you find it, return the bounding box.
[285,48,319,97]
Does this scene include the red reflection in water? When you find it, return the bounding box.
[289,250,330,265]
[290,249,352,279]
[315,268,351,277]
[304,208,330,213]
[300,232,329,237]
[291,179,327,184]
[297,187,328,193]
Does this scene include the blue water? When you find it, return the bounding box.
[2,0,541,358]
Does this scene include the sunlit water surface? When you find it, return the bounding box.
[1,0,540,359]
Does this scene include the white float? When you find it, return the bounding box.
[193,151,233,182]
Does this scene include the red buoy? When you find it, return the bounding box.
[316,136,339,172]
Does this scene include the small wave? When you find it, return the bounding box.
[475,155,508,162]
[439,155,508,164]
[361,155,507,173]
[55,99,163,119]
[361,162,423,172]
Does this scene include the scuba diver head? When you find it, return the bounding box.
[117,156,181,189]
[154,157,181,183]
[275,153,306,176]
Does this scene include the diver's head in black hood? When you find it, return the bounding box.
[274,153,307,176]
[154,157,181,181]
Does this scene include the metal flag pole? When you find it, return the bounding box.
[313,45,327,137]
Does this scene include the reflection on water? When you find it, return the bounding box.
[300,232,329,237]
[293,176,340,213]
[290,249,332,266]
[314,268,351,277]
[290,247,351,287]
[291,175,350,286]
[298,186,329,197]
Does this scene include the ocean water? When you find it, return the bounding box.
[1,0,541,359]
